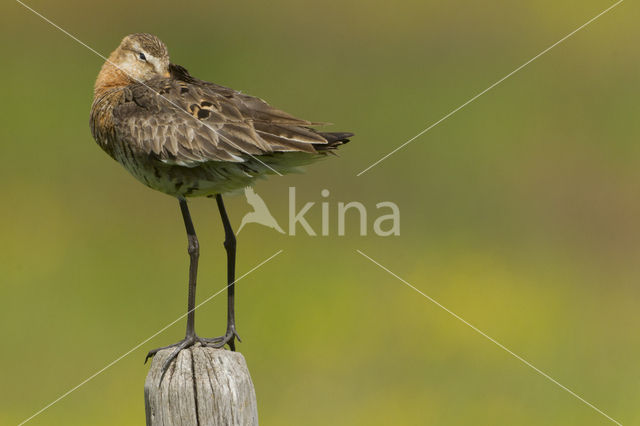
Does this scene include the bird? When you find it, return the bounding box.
[237,187,285,234]
[89,33,353,374]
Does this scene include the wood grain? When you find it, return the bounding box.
[145,347,258,425]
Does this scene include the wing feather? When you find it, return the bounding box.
[111,64,345,167]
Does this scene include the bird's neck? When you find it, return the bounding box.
[94,53,133,98]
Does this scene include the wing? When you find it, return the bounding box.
[112,64,351,167]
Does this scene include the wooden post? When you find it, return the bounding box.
[144,347,258,425]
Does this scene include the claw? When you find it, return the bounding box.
[200,328,239,350]
[159,337,195,381]
[145,335,198,382]
[145,340,184,364]
[146,346,171,364]
[145,329,240,382]
[144,336,200,382]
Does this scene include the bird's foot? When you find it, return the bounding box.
[145,334,208,380]
[144,328,241,380]
[200,327,241,351]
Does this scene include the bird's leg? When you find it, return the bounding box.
[145,198,206,378]
[181,198,199,340]
[201,194,241,350]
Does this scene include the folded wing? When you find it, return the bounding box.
[112,64,352,167]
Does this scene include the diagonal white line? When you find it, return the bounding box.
[356,0,624,176]
[356,249,623,425]
[17,249,284,426]
[15,0,284,176]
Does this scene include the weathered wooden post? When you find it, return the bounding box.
[145,347,258,425]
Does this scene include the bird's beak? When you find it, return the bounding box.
[163,71,171,78]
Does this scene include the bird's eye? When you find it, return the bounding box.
[138,52,147,61]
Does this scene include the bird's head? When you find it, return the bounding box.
[94,33,170,95]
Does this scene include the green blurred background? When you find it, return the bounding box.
[1,0,638,424]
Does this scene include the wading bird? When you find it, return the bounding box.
[90,33,352,373]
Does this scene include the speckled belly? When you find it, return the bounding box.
[110,138,291,197]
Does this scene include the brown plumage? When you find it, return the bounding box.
[89,33,353,373]
[90,33,352,197]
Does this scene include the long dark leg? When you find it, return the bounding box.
[180,198,199,339]
[145,198,202,375]
[204,194,241,350]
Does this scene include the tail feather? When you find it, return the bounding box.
[314,131,354,150]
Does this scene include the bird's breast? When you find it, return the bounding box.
[89,90,123,157]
